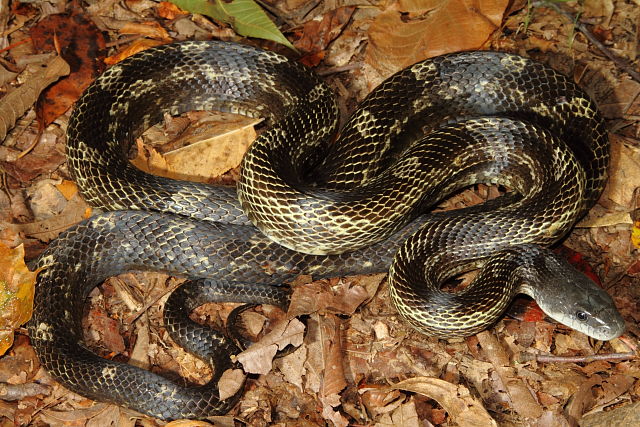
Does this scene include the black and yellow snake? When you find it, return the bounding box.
[28,41,625,419]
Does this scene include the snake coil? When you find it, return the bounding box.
[28,41,624,420]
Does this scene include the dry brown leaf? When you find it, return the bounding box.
[30,12,107,128]
[580,401,640,427]
[365,0,509,82]
[55,179,79,201]
[375,399,420,427]
[217,368,245,401]
[601,135,640,208]
[288,280,370,318]
[275,345,306,390]
[0,56,69,141]
[564,375,603,421]
[320,314,347,401]
[119,21,171,41]
[0,244,37,355]
[361,387,405,417]
[132,117,260,182]
[104,39,167,65]
[295,7,356,67]
[236,318,305,374]
[5,193,91,242]
[0,63,17,86]
[392,377,497,427]
[321,403,349,427]
[476,331,543,419]
[39,403,116,425]
[158,1,188,20]
[85,307,126,355]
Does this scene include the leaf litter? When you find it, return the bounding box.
[0,0,639,425]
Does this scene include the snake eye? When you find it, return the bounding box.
[576,311,589,322]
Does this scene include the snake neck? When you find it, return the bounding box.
[513,246,624,340]
[389,244,624,340]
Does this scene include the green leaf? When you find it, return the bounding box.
[170,0,295,51]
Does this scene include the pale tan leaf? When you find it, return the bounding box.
[375,399,420,427]
[217,368,245,401]
[0,244,37,355]
[4,193,91,242]
[600,135,640,208]
[236,318,305,374]
[476,331,543,419]
[132,116,259,182]
[365,0,509,83]
[0,56,69,141]
[392,377,498,427]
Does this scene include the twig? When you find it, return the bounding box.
[316,62,364,76]
[535,1,640,83]
[521,352,636,363]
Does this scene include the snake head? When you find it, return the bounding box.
[518,246,625,341]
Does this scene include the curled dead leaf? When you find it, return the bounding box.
[236,318,305,375]
[0,244,37,355]
[391,377,497,427]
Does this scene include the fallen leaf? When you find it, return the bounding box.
[288,280,370,318]
[217,368,245,401]
[375,399,420,426]
[391,377,498,427]
[132,115,260,182]
[4,192,91,242]
[0,244,37,355]
[119,21,171,40]
[30,12,107,127]
[104,39,167,65]
[295,7,356,67]
[236,318,305,374]
[0,56,69,141]
[365,0,509,82]
[580,401,640,427]
[158,1,189,19]
[476,331,543,419]
[601,135,640,208]
[320,314,347,402]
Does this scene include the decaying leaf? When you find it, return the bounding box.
[392,377,498,427]
[602,135,640,208]
[132,115,260,182]
[217,368,245,401]
[365,0,509,81]
[0,56,69,141]
[4,192,91,242]
[104,39,167,65]
[30,12,107,127]
[580,401,640,427]
[294,7,356,67]
[288,279,371,318]
[375,399,420,427]
[236,318,305,374]
[0,244,37,355]
[476,331,543,419]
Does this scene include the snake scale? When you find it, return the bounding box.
[27,41,625,419]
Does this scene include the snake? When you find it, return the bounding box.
[27,41,625,420]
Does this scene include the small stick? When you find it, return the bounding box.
[521,352,636,363]
[536,1,640,83]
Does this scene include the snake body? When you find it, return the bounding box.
[28,41,624,419]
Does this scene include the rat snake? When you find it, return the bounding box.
[28,41,624,420]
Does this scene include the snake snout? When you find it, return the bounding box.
[524,248,625,341]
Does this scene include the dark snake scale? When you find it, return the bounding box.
[28,41,625,419]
